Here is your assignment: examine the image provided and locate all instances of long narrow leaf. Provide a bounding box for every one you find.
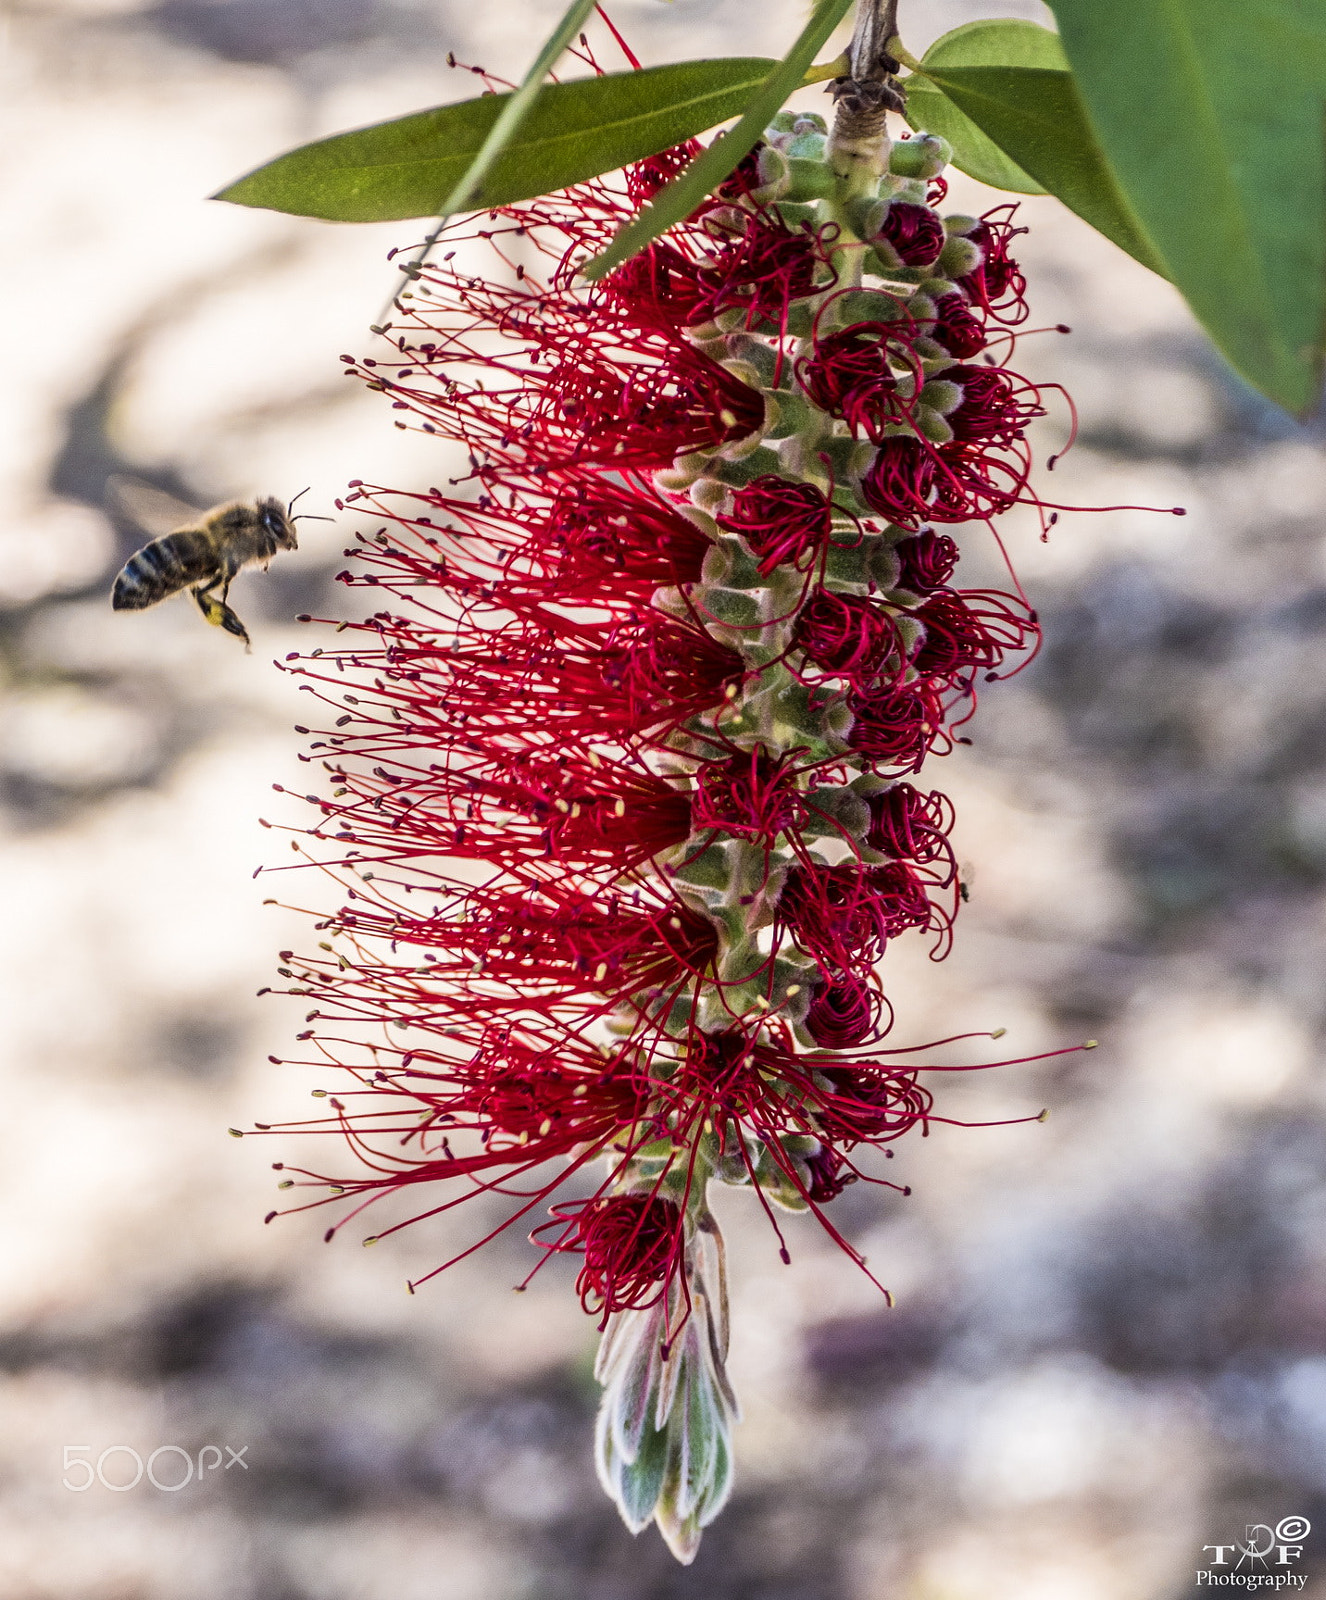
[440,0,599,218]
[579,0,856,281]
[215,59,779,223]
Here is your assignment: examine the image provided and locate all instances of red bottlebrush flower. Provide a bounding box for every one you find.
[323,598,743,749]
[945,364,1045,446]
[865,783,956,867]
[625,141,701,204]
[875,201,946,267]
[604,240,714,329]
[691,210,828,330]
[859,435,939,527]
[818,1064,935,1144]
[608,209,828,333]
[561,1194,685,1320]
[254,129,1079,1559]
[893,529,958,594]
[797,320,913,442]
[542,475,712,590]
[910,589,1036,684]
[316,739,692,877]
[715,146,765,200]
[793,591,903,687]
[717,475,833,575]
[690,745,804,844]
[848,680,946,772]
[361,269,765,477]
[805,1144,855,1202]
[779,861,937,976]
[957,207,1029,321]
[861,434,1027,527]
[316,878,720,1027]
[932,291,987,358]
[804,970,885,1048]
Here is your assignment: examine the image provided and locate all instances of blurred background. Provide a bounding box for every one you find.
[3,0,1326,1594]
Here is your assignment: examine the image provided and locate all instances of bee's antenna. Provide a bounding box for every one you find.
[287,486,333,523]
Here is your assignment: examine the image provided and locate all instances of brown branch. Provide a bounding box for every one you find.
[828,0,906,145]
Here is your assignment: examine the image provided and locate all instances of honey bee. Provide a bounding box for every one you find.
[109,479,326,647]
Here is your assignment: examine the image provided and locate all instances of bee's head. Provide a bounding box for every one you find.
[256,497,299,550]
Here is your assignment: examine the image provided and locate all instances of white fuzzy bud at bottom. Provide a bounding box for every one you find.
[593,1218,739,1563]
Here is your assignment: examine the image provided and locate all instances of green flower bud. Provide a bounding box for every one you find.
[888,132,953,180]
[764,390,816,441]
[711,445,783,486]
[826,287,909,328]
[920,378,962,415]
[938,235,981,279]
[690,476,730,512]
[785,130,827,161]
[654,453,709,490]
[749,145,790,203]
[914,405,954,445]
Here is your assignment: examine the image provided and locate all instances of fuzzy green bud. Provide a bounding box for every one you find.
[888,132,953,180]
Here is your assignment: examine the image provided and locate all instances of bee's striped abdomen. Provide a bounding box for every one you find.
[112,530,216,611]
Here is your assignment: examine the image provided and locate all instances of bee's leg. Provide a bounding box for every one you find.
[192,583,251,649]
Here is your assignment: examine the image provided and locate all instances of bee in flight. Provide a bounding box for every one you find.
[109,479,327,648]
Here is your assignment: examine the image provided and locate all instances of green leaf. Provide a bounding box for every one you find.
[214,58,779,223]
[908,61,1168,279]
[580,0,856,281]
[1047,0,1326,416]
[904,21,1067,195]
[438,0,600,217]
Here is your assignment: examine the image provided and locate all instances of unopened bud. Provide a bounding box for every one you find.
[889,132,953,180]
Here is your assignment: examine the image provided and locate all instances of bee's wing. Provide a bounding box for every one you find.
[106,475,204,537]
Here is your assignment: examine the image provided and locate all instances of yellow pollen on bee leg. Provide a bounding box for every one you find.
[785,985,801,997]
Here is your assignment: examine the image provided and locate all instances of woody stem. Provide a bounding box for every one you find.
[827,0,905,182]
